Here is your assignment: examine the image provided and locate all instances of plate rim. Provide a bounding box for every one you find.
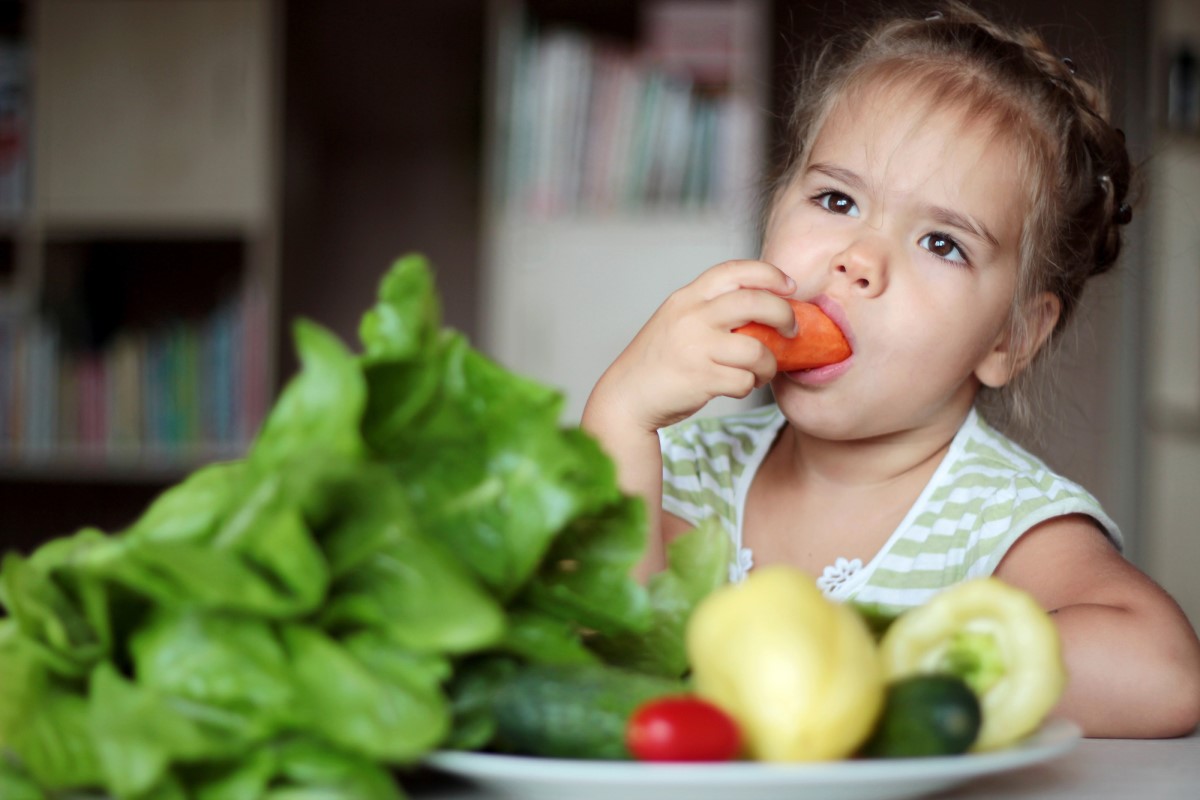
[422,717,1082,787]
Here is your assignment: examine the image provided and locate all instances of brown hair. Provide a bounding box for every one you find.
[765,1,1133,430]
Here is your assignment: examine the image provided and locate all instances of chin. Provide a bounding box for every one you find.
[773,395,865,440]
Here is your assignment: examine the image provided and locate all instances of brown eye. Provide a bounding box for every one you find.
[919,232,967,265]
[816,191,860,217]
[928,235,954,256]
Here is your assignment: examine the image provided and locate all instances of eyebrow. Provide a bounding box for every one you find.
[927,206,1000,250]
[807,162,866,193]
[805,161,1001,250]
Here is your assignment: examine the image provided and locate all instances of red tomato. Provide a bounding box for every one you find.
[626,695,742,762]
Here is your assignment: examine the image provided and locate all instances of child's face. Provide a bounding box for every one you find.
[760,80,1028,440]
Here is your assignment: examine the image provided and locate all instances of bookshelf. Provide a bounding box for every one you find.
[478,0,771,421]
[0,0,279,482]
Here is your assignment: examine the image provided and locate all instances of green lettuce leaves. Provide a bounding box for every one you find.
[0,253,729,799]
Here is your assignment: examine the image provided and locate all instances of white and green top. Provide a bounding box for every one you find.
[659,404,1122,615]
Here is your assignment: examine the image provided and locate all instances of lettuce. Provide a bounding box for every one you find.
[586,520,731,677]
[0,254,729,798]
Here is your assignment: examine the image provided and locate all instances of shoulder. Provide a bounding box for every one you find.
[951,409,1057,479]
[960,413,1102,502]
[660,403,782,505]
[659,403,783,458]
[954,411,1119,537]
[993,512,1141,611]
[659,404,781,536]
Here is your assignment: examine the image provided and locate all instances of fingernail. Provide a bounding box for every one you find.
[785,276,796,291]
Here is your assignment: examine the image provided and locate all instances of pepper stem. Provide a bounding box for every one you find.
[938,631,1005,696]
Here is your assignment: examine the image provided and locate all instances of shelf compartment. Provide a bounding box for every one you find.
[1,236,271,466]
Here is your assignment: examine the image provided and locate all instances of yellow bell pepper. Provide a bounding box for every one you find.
[878,577,1066,751]
[685,565,884,761]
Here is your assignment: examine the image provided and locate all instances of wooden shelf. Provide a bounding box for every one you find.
[35,215,271,241]
[0,444,249,484]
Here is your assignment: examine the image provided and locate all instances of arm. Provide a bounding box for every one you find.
[994,514,1200,738]
[581,260,794,581]
[580,394,668,581]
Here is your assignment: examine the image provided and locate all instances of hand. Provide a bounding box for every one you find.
[586,259,798,433]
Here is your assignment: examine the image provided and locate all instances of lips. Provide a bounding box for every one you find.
[785,357,853,384]
[778,294,854,385]
[804,295,854,357]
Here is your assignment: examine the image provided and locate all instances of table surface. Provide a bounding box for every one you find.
[922,733,1200,799]
[403,729,1200,800]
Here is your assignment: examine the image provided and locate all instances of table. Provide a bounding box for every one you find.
[925,733,1200,799]
[404,731,1200,799]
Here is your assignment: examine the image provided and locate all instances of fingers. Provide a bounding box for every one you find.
[682,260,798,336]
[712,287,798,336]
[693,259,795,302]
[596,259,793,426]
[710,326,779,388]
[707,364,763,400]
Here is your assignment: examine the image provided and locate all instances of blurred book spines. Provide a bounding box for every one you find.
[0,289,268,463]
[495,0,760,217]
[0,38,29,217]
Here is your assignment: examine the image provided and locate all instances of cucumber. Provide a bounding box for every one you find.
[859,674,982,758]
[490,663,686,760]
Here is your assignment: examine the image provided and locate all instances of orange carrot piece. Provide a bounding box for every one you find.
[733,299,851,371]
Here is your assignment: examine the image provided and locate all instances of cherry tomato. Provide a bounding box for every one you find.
[626,695,742,762]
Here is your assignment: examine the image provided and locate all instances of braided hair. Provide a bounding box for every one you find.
[764,1,1133,429]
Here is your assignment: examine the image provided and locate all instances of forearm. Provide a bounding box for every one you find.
[578,259,794,581]
[1051,602,1200,738]
[581,389,667,582]
[993,517,1200,739]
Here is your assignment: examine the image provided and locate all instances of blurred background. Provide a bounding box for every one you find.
[0,0,1197,624]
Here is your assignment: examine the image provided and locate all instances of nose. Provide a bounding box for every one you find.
[831,235,889,297]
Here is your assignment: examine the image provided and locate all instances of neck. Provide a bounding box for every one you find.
[775,408,970,490]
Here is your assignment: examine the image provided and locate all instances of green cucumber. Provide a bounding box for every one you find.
[490,663,686,760]
[859,674,982,758]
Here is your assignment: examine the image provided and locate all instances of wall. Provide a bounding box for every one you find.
[1143,0,1200,628]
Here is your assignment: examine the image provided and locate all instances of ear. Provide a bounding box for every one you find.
[975,292,1061,388]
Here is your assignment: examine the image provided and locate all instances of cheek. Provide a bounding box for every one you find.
[873,286,1007,370]
[761,189,818,254]
[759,212,833,276]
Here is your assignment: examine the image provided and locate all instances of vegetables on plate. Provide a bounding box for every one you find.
[732,299,851,371]
[489,662,685,760]
[858,674,982,758]
[878,577,1066,751]
[626,696,742,763]
[685,565,885,762]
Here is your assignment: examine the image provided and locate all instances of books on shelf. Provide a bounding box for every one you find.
[0,286,269,464]
[493,0,765,217]
[0,39,28,218]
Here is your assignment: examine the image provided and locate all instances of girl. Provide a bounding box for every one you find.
[582,2,1200,738]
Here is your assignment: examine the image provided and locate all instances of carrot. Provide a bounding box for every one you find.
[733,299,851,371]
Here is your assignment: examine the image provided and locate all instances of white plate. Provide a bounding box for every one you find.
[422,718,1081,800]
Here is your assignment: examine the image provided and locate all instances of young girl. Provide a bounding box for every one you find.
[582,2,1200,738]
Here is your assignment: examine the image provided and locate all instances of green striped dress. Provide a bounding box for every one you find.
[659,404,1121,616]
